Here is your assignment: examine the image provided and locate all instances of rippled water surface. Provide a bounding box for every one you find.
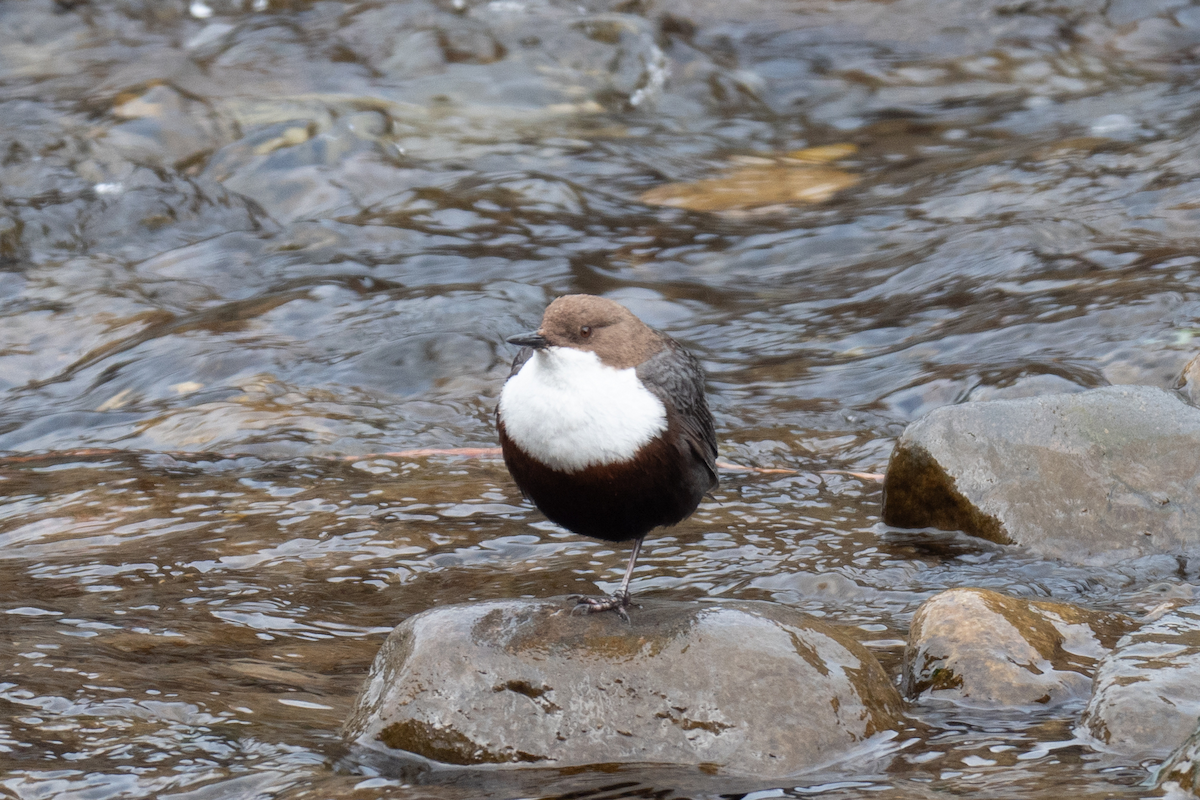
[2,0,1200,796]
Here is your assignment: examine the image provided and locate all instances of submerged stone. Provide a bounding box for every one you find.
[882,385,1200,563]
[903,588,1134,708]
[1157,723,1200,796]
[1080,603,1200,759]
[344,598,904,777]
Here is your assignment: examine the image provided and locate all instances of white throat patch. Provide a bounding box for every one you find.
[498,347,667,473]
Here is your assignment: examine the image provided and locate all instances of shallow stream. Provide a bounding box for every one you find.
[2,0,1200,796]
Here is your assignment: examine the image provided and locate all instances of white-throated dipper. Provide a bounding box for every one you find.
[496,294,718,616]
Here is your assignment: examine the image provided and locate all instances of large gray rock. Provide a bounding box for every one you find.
[882,385,1200,563]
[904,588,1133,708]
[344,598,904,777]
[1080,603,1200,759]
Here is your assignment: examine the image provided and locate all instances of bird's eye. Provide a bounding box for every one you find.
[580,325,592,338]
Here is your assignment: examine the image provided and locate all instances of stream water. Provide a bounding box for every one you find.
[2,0,1200,797]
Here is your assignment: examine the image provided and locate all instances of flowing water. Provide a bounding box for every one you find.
[2,0,1199,797]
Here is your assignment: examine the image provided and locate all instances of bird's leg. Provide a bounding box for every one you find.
[573,537,643,620]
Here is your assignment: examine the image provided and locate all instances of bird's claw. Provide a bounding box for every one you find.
[570,591,633,622]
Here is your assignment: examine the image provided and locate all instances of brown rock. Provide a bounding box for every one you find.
[344,598,904,777]
[1157,723,1200,796]
[1182,354,1200,406]
[903,588,1134,708]
[639,163,858,211]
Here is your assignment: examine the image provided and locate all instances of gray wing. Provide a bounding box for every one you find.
[636,335,719,488]
[507,347,533,379]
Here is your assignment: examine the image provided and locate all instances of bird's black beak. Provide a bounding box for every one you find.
[506,331,548,349]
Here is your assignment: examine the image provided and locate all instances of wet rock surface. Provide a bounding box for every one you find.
[1080,603,1200,759]
[344,597,903,776]
[904,588,1134,708]
[882,386,1200,563]
[1157,723,1200,796]
[1182,355,1200,407]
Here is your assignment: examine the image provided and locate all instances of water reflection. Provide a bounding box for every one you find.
[3,0,1200,794]
[0,452,1183,798]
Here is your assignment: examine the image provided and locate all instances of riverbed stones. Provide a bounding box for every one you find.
[903,588,1134,708]
[1080,603,1200,759]
[882,385,1200,563]
[343,598,904,776]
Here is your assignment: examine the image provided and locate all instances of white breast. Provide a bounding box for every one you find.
[498,347,667,473]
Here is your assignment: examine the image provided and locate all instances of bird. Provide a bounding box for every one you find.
[496,294,718,616]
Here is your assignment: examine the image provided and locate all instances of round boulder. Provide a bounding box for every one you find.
[344,598,904,777]
[1081,603,1200,759]
[903,588,1134,708]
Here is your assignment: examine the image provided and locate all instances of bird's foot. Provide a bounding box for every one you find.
[570,591,633,622]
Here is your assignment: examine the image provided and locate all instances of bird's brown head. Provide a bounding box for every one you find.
[508,294,663,370]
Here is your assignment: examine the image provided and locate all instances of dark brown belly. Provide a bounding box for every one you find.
[497,422,712,542]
